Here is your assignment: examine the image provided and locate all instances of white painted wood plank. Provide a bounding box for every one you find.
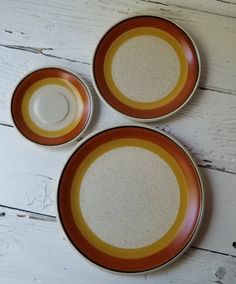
[0,0,235,283]
[195,168,236,256]
[0,125,236,256]
[153,0,236,18]
[0,46,235,173]
[159,88,236,174]
[0,126,74,215]
[0,206,235,284]
[0,0,236,93]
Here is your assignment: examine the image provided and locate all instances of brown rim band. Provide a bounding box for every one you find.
[11,68,91,146]
[58,126,202,272]
[93,16,199,119]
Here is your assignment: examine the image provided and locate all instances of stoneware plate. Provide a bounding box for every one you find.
[57,125,204,273]
[92,16,200,121]
[11,67,93,146]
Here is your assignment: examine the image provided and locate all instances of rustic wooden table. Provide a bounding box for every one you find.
[0,0,236,283]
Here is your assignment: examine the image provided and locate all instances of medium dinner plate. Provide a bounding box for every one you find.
[57,125,204,273]
[11,67,93,146]
[92,16,200,121]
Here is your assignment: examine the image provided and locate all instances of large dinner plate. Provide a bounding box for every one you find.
[92,16,200,121]
[57,126,203,273]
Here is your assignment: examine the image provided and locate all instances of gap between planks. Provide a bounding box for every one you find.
[140,0,236,20]
[0,42,236,97]
[0,122,235,176]
[0,203,236,259]
[0,43,89,65]
[0,204,56,220]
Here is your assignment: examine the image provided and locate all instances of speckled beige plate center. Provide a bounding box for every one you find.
[92,16,200,121]
[79,145,180,249]
[58,126,203,273]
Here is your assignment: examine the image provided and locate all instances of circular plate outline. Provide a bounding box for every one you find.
[92,15,200,122]
[57,125,204,274]
[11,67,93,146]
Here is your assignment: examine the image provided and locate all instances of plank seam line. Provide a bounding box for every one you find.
[0,43,89,65]
[216,0,236,5]
[198,165,236,176]
[198,86,236,96]
[0,43,235,96]
[140,0,236,19]
[0,204,56,219]
[0,204,235,258]
[0,127,235,175]
[191,245,236,258]
[0,123,13,128]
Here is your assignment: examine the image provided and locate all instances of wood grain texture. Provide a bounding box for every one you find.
[0,47,235,173]
[0,206,235,284]
[0,0,235,173]
[141,0,236,18]
[0,0,235,282]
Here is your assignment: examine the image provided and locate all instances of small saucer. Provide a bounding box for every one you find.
[11,67,93,146]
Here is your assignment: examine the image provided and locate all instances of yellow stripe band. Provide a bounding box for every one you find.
[104,27,188,109]
[70,138,188,259]
[21,78,83,138]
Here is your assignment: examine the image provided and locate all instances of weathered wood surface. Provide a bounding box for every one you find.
[0,0,236,283]
[0,206,235,284]
[1,0,236,93]
[0,0,235,173]
[1,125,236,257]
[0,47,235,173]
